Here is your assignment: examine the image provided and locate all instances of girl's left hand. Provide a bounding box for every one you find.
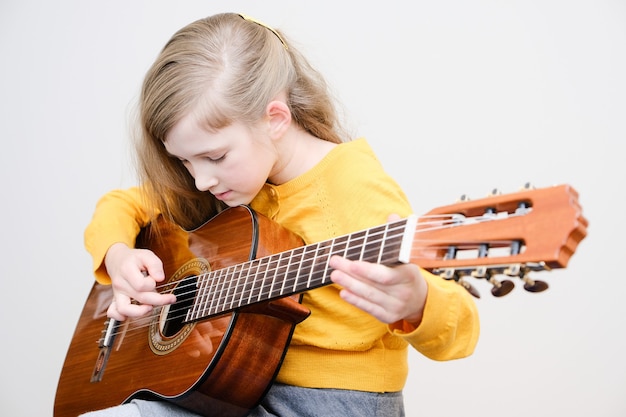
[329,253,428,326]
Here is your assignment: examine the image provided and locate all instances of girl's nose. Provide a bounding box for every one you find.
[193,166,219,192]
[195,175,218,192]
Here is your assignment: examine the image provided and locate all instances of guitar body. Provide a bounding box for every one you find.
[54,206,310,417]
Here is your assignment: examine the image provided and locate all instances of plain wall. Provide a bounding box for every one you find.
[1,1,624,416]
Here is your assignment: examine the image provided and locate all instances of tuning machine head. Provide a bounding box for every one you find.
[521,274,549,293]
[439,268,481,298]
[472,266,515,297]
[505,263,549,293]
[489,278,515,297]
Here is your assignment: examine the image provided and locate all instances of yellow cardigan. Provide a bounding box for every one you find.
[84,138,479,393]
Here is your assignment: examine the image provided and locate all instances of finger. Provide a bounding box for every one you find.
[137,250,166,281]
[112,293,155,318]
[331,267,386,304]
[337,285,397,324]
[330,255,395,287]
[114,273,176,308]
[329,255,371,280]
[121,266,159,293]
[111,272,176,309]
[133,290,176,307]
[115,302,154,318]
[329,257,422,323]
[107,301,126,321]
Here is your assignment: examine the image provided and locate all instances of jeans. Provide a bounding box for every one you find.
[80,383,405,417]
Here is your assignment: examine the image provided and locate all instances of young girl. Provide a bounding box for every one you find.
[82,12,479,417]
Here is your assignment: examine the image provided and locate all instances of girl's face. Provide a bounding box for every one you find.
[164,113,278,207]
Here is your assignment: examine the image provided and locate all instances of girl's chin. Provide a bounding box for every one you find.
[222,195,252,207]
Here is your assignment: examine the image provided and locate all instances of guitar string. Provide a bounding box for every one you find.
[103,215,522,340]
[136,214,451,321]
[101,217,409,339]
[161,211,518,317]
[177,215,514,319]
[103,213,520,339]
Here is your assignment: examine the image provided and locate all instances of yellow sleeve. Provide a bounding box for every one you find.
[388,269,480,360]
[83,187,154,284]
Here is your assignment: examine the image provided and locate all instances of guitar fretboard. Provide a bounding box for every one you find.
[185,217,414,322]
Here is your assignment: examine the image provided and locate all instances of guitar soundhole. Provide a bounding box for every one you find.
[148,257,210,355]
[161,275,197,337]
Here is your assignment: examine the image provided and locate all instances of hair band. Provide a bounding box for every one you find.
[238,13,288,50]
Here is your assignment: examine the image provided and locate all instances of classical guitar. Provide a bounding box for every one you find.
[54,184,587,417]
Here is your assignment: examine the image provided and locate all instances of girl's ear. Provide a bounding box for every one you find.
[265,99,291,139]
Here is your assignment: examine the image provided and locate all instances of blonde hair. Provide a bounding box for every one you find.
[135,12,346,229]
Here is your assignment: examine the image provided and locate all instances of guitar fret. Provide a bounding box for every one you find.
[254,257,270,303]
[380,224,404,264]
[298,244,317,292]
[283,246,305,295]
[376,224,389,263]
[240,260,253,305]
[358,229,370,261]
[212,268,228,316]
[222,265,235,311]
[200,270,213,317]
[345,230,366,261]
[205,269,218,316]
[236,263,250,309]
[364,224,389,263]
[332,235,349,259]
[222,265,238,312]
[264,253,282,300]
[256,255,272,302]
[228,263,244,310]
[273,252,289,297]
[317,240,333,285]
[205,269,220,316]
[241,259,259,307]
[194,272,212,321]
[187,274,200,321]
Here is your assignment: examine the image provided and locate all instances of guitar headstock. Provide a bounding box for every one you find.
[412,184,588,297]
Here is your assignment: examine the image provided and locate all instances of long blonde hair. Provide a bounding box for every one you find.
[135,12,346,229]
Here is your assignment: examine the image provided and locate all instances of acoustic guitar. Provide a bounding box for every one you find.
[54,184,587,417]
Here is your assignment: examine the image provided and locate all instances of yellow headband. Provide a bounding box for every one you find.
[238,13,288,50]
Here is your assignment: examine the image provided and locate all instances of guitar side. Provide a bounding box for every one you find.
[54,206,309,417]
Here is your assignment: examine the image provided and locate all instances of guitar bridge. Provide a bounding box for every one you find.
[91,318,118,382]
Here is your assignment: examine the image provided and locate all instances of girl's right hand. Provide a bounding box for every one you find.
[104,242,177,321]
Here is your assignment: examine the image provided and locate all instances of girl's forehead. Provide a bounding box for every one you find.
[187,90,233,131]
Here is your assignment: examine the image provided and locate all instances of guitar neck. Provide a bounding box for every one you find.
[185,184,588,321]
[186,217,415,322]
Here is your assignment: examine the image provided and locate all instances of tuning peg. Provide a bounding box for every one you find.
[459,279,481,298]
[458,194,470,202]
[506,262,549,293]
[439,268,481,298]
[489,278,515,297]
[473,264,515,297]
[488,188,502,196]
[521,274,549,293]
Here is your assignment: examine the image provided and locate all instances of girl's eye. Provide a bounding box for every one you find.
[208,154,226,162]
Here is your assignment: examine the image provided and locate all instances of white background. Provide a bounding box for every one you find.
[1,1,625,416]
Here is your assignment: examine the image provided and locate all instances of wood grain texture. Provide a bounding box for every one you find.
[54,206,309,417]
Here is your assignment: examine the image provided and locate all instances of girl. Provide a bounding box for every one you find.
[82,12,479,417]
